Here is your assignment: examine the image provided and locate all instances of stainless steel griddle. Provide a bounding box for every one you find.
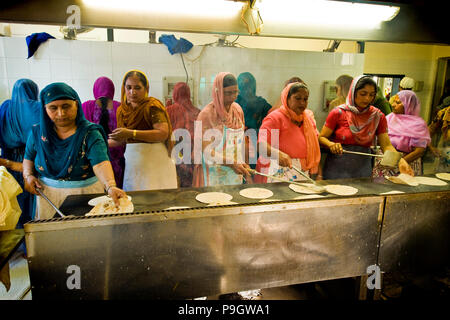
[24,175,450,299]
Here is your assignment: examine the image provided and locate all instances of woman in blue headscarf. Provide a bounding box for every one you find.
[235,72,272,168]
[0,79,41,225]
[23,82,127,220]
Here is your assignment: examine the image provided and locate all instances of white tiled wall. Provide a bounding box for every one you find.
[0,37,364,129]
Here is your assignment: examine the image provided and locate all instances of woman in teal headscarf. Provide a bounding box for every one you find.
[0,79,41,225]
[23,82,127,220]
[235,72,272,168]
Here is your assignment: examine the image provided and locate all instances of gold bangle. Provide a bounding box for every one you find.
[133,129,137,139]
[5,159,10,168]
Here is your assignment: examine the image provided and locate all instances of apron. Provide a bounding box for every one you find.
[323,144,374,180]
[123,142,177,191]
[35,176,103,220]
[266,158,309,183]
[203,126,245,186]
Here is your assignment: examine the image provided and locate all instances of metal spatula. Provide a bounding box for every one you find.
[291,165,326,192]
[249,169,325,193]
[36,187,67,218]
[342,149,401,167]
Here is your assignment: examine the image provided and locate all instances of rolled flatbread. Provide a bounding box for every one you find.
[435,173,450,181]
[414,176,447,186]
[239,187,273,199]
[289,183,322,194]
[324,184,359,196]
[195,192,233,204]
[385,173,418,186]
[86,196,134,216]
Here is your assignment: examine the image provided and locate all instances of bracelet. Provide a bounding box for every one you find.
[5,159,10,168]
[23,173,33,180]
[133,129,137,139]
[105,184,117,193]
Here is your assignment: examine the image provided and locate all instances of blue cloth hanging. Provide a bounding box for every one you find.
[26,32,55,58]
[158,34,193,55]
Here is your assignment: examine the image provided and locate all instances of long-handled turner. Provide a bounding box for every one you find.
[249,169,326,193]
[343,149,402,167]
[36,187,67,218]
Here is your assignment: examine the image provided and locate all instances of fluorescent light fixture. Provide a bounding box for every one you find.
[256,0,400,29]
[82,0,244,20]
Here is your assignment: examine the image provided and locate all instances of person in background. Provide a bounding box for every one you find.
[23,82,127,220]
[235,72,272,169]
[110,70,177,191]
[0,79,40,225]
[399,76,415,91]
[373,90,430,177]
[319,75,414,179]
[268,76,305,113]
[166,82,200,187]
[328,74,353,112]
[192,72,252,187]
[373,85,392,116]
[255,82,321,183]
[428,96,450,173]
[82,76,125,188]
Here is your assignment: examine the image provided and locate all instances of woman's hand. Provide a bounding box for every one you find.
[428,145,441,158]
[398,158,414,176]
[107,186,127,207]
[329,142,343,154]
[109,128,132,142]
[230,163,253,182]
[278,151,292,168]
[24,175,42,195]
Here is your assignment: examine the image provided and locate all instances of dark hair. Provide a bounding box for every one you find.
[123,70,148,88]
[335,75,353,97]
[355,76,377,93]
[98,97,110,135]
[285,77,305,87]
[223,74,237,88]
[287,82,309,99]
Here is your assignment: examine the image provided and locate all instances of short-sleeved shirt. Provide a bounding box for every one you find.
[325,107,388,148]
[24,130,109,181]
[258,109,318,159]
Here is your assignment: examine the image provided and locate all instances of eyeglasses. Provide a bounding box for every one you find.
[223,90,239,96]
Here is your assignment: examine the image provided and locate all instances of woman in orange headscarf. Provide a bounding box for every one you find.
[109,70,177,191]
[255,82,321,183]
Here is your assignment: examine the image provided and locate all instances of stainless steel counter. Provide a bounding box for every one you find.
[24,175,450,299]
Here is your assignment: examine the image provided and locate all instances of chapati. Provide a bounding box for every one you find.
[239,187,273,199]
[86,196,134,216]
[289,183,322,194]
[324,184,358,196]
[379,190,405,195]
[385,173,418,186]
[414,176,447,186]
[435,173,450,181]
[163,206,190,210]
[88,195,132,206]
[195,192,233,204]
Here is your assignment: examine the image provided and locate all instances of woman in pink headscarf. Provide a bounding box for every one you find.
[192,72,252,187]
[255,82,321,183]
[82,76,125,188]
[372,90,430,177]
[166,82,200,187]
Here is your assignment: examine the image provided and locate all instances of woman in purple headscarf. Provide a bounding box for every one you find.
[373,90,430,177]
[82,77,125,188]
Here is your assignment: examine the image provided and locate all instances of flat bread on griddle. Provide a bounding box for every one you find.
[86,196,134,216]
